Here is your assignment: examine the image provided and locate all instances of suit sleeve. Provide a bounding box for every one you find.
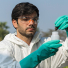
[0,42,21,68]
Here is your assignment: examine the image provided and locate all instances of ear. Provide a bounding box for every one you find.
[12,19,18,29]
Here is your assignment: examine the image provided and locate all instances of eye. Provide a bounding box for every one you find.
[21,17,30,21]
[33,18,37,21]
[33,17,38,21]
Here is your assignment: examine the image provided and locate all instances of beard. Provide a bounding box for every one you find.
[20,31,35,37]
[18,25,37,38]
[18,28,36,38]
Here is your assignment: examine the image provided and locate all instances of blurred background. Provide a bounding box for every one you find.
[0,0,68,40]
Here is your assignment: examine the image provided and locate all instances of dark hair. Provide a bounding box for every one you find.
[11,2,39,20]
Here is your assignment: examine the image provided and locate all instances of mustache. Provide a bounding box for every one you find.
[26,25,36,30]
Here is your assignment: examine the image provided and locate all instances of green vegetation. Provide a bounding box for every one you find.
[64,66,68,68]
[0,22,9,41]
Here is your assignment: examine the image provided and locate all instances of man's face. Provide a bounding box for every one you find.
[15,11,38,38]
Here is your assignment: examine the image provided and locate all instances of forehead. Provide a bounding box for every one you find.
[24,11,37,17]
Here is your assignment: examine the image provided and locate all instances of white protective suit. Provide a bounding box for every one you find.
[0,32,68,68]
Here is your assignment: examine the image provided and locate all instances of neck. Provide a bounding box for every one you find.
[16,33,33,45]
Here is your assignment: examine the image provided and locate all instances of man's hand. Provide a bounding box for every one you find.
[37,40,62,61]
[55,15,68,37]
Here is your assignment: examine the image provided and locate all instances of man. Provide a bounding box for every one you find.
[0,2,67,68]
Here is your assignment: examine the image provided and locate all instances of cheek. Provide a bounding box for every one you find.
[18,24,27,31]
[35,24,37,28]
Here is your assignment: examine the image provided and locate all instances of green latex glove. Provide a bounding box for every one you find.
[55,15,68,37]
[19,40,62,68]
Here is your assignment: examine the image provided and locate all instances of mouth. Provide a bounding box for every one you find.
[27,28,35,31]
[26,26,36,32]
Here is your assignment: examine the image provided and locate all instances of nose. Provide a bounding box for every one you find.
[29,19,35,24]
